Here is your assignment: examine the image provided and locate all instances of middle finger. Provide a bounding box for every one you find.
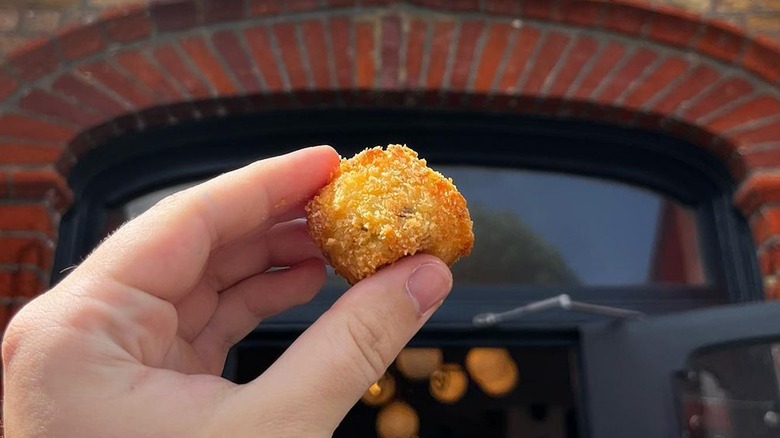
[204,218,322,292]
[175,219,323,342]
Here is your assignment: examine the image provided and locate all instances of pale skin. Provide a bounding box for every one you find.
[1,146,453,437]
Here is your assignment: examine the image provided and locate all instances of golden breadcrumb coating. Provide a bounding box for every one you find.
[306,144,474,285]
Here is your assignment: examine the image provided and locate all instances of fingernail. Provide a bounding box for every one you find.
[406,263,452,315]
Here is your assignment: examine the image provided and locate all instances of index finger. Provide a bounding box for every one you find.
[73,145,339,302]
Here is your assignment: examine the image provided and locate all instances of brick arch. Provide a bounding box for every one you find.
[2,0,780,309]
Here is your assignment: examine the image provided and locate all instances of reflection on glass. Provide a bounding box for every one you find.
[361,372,396,406]
[466,348,519,397]
[429,363,469,404]
[678,342,780,438]
[376,401,419,438]
[233,344,578,437]
[108,166,705,288]
[438,166,704,287]
[396,348,443,380]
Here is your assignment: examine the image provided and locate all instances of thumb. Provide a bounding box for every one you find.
[234,254,452,433]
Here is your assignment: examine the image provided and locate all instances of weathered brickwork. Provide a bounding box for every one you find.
[2,1,780,58]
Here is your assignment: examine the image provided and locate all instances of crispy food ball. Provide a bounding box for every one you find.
[305,144,474,285]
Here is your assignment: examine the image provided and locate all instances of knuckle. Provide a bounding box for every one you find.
[152,190,188,211]
[1,301,48,369]
[2,313,25,366]
[147,189,203,223]
[342,312,395,381]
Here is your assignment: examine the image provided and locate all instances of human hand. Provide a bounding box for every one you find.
[2,146,453,437]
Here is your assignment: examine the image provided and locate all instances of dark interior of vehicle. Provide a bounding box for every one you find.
[226,341,581,437]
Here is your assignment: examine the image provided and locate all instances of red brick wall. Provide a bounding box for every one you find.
[2,0,780,59]
[0,0,107,58]
[1,0,780,329]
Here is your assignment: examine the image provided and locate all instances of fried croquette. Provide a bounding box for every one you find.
[305,144,474,285]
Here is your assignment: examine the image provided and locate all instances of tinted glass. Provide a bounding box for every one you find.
[678,342,780,438]
[440,166,704,287]
[109,166,705,288]
[228,344,578,438]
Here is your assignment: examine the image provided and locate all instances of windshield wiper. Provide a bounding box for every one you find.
[473,294,644,327]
